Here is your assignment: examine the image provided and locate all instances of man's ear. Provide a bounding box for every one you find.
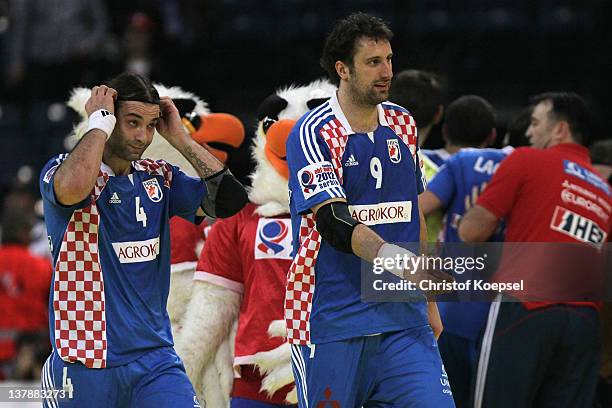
[553,119,572,143]
[335,61,350,81]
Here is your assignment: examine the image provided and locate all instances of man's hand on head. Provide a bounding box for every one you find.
[156,96,191,145]
[85,85,117,116]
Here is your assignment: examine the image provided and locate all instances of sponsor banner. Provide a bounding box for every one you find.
[349,201,412,226]
[360,242,612,302]
[563,160,611,196]
[112,236,160,263]
[550,206,607,247]
[560,187,609,222]
[297,161,341,200]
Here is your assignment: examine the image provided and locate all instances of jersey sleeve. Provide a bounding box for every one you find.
[476,148,527,218]
[168,164,207,222]
[415,147,427,194]
[194,213,244,293]
[39,154,92,210]
[286,117,346,214]
[427,159,456,207]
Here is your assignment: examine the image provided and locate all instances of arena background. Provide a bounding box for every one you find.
[0,0,610,405]
[0,0,611,193]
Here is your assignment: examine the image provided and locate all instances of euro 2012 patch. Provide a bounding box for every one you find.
[298,161,341,200]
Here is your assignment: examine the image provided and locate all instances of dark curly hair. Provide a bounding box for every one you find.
[105,72,160,112]
[320,12,393,86]
[389,70,443,129]
[445,95,496,147]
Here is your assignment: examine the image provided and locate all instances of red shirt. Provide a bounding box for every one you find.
[194,203,293,403]
[477,143,612,309]
[0,245,52,360]
[169,216,208,267]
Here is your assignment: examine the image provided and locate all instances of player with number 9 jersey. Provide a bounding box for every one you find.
[286,93,428,344]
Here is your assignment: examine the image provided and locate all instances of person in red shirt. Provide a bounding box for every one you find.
[459,92,611,407]
[0,188,52,379]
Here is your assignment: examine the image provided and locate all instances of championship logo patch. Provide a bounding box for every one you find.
[550,206,607,248]
[297,161,341,200]
[142,178,163,202]
[387,139,401,163]
[43,164,60,184]
[254,218,293,260]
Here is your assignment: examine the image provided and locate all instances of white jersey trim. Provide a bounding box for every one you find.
[193,270,244,293]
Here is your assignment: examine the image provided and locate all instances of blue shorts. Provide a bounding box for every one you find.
[41,347,200,408]
[291,326,455,408]
[230,397,296,407]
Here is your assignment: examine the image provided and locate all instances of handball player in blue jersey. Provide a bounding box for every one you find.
[285,13,455,407]
[419,95,512,407]
[39,72,247,407]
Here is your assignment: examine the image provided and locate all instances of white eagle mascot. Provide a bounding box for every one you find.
[173,79,335,407]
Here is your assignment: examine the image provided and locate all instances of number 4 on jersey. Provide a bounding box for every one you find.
[135,196,148,227]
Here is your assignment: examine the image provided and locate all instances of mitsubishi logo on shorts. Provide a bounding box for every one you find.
[316,387,340,408]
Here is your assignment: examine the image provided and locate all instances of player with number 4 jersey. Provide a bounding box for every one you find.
[39,72,247,407]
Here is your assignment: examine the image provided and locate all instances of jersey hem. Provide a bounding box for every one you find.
[308,320,429,345]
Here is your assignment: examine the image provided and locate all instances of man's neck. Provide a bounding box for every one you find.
[444,143,463,155]
[337,87,379,133]
[417,125,432,147]
[103,149,132,176]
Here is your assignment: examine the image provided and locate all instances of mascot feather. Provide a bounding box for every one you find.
[174,79,335,407]
[66,83,245,408]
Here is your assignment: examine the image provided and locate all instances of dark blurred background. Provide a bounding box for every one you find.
[0,0,610,193]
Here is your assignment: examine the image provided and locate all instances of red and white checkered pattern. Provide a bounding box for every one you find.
[285,121,349,345]
[133,159,173,188]
[53,170,109,369]
[285,215,320,344]
[319,118,349,184]
[383,108,418,163]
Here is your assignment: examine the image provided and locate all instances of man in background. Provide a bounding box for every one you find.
[460,92,610,407]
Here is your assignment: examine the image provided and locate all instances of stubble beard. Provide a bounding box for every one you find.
[107,132,144,163]
[350,79,387,107]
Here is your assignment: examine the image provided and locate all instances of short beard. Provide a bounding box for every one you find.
[107,134,142,162]
[349,80,386,107]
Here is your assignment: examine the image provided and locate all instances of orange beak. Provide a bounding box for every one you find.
[191,113,245,164]
[265,119,296,180]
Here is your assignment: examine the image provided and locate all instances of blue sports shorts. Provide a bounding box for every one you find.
[291,325,455,407]
[41,346,201,407]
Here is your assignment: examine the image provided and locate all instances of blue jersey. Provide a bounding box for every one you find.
[427,147,513,243]
[40,155,206,368]
[427,147,512,339]
[285,93,428,345]
[421,148,451,169]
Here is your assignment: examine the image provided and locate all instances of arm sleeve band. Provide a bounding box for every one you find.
[315,201,361,254]
[201,168,248,218]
